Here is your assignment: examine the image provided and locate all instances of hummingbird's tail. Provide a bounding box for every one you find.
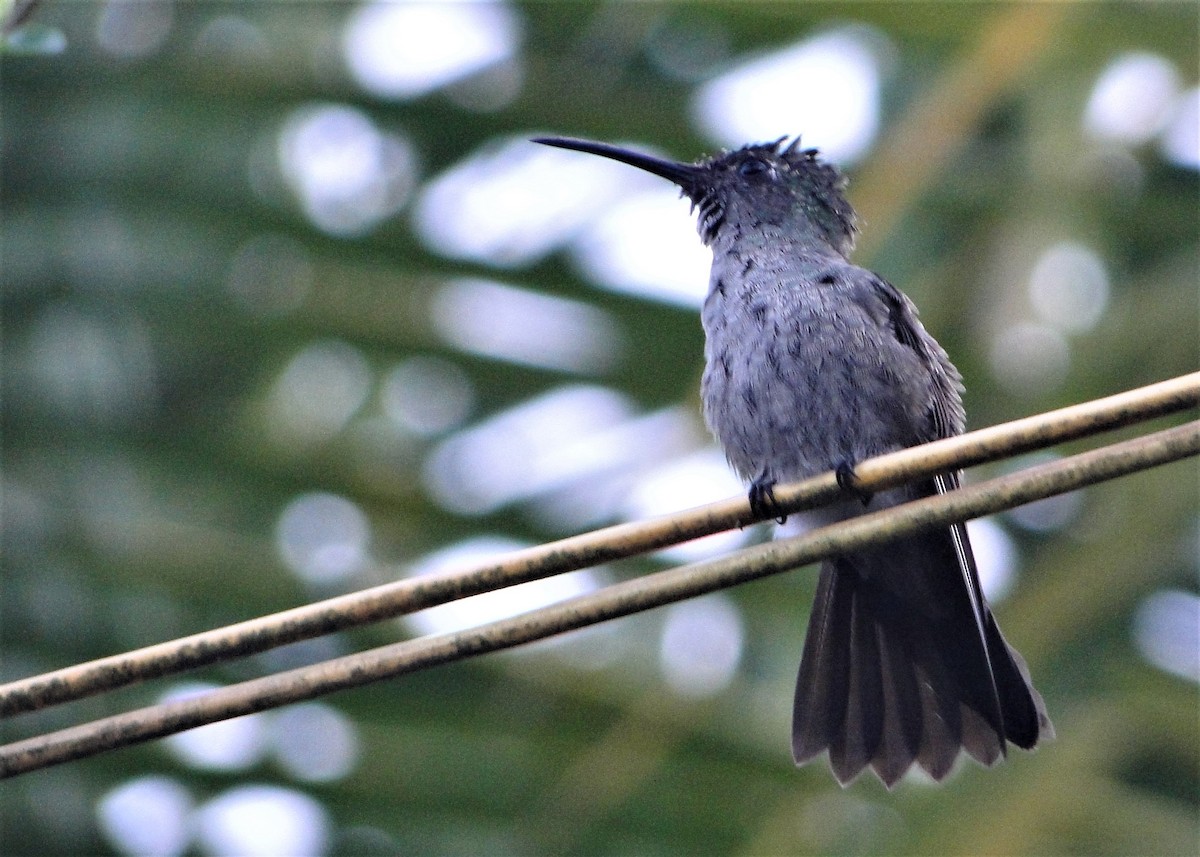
[790,489,1052,787]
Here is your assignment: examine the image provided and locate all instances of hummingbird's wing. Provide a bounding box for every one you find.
[875,276,1051,751]
[791,273,1050,787]
[937,470,1053,752]
[868,274,966,439]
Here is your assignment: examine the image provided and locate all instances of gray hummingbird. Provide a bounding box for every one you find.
[534,134,1052,787]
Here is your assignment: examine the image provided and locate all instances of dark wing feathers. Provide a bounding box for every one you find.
[870,274,966,440]
[790,272,1049,787]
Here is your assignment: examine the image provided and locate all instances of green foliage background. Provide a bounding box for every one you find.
[2,2,1197,855]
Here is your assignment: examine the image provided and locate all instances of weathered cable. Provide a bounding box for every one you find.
[0,372,1195,719]
[1,419,1195,778]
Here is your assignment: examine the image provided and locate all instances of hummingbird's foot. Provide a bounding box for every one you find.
[749,477,787,524]
[835,460,873,507]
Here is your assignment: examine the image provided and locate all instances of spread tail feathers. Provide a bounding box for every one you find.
[791,505,1051,787]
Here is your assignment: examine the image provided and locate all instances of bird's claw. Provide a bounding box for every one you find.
[835,460,873,507]
[749,478,787,524]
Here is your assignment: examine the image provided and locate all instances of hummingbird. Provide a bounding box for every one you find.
[533,134,1052,787]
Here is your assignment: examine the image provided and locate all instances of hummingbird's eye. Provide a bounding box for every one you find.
[738,159,770,177]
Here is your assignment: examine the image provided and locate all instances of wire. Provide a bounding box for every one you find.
[0,414,1196,777]
[1,372,1195,719]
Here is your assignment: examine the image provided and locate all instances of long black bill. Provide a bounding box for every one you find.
[532,136,700,194]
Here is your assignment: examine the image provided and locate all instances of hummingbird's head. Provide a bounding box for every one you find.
[533,135,857,253]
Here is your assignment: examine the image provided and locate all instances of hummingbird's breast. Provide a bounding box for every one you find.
[698,251,934,486]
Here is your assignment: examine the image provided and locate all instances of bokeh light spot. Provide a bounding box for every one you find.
[95,0,173,58]
[381,356,475,437]
[571,188,713,307]
[267,340,372,447]
[195,785,328,857]
[97,776,193,857]
[431,278,623,373]
[160,683,268,772]
[1004,455,1085,534]
[192,14,269,64]
[269,703,360,783]
[659,595,743,697]
[625,449,753,562]
[276,493,371,585]
[966,517,1018,603]
[277,104,417,237]
[1133,590,1199,683]
[423,385,633,514]
[1084,52,1180,145]
[343,0,521,100]
[25,303,157,427]
[414,136,645,266]
[1028,241,1110,333]
[692,26,885,164]
[1159,87,1200,170]
[405,537,606,638]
